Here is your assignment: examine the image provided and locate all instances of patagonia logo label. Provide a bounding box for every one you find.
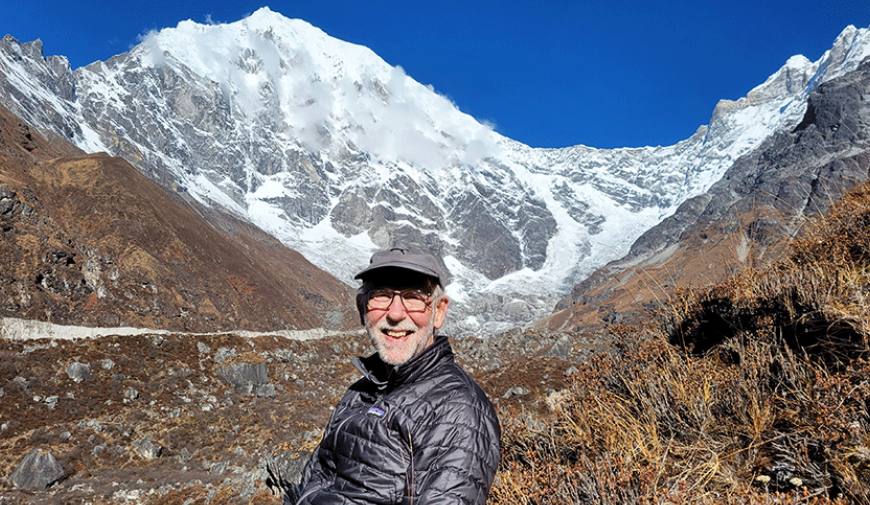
[367,406,386,417]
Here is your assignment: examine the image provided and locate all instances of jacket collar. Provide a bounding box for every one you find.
[352,334,454,391]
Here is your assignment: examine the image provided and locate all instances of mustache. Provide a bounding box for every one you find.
[372,319,419,333]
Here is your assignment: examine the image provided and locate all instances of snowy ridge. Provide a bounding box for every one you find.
[1,12,868,334]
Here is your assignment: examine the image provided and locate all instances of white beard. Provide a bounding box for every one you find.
[366,313,435,366]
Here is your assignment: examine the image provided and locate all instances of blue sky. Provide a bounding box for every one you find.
[3,1,869,148]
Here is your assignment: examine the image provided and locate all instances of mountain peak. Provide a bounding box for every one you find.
[125,8,499,168]
[243,6,310,29]
[813,24,870,84]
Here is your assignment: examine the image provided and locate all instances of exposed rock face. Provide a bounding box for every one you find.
[3,13,868,333]
[218,362,273,396]
[10,449,66,490]
[549,58,870,329]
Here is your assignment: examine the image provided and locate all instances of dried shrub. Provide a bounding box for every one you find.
[491,183,870,504]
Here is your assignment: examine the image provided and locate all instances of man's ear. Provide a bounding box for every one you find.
[356,290,367,325]
[433,296,449,329]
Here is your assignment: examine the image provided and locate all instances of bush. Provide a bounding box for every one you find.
[491,184,870,504]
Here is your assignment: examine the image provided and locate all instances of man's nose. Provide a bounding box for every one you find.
[385,294,408,322]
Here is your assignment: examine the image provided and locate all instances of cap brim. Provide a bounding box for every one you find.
[354,261,441,282]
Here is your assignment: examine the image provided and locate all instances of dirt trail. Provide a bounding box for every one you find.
[0,317,357,341]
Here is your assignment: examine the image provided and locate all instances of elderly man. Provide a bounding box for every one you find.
[287,247,501,504]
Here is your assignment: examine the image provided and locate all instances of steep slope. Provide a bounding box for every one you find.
[0,105,356,331]
[2,11,869,333]
[547,58,870,330]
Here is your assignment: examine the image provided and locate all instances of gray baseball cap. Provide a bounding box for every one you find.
[354,247,450,287]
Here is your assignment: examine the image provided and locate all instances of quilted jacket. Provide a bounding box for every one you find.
[289,334,501,504]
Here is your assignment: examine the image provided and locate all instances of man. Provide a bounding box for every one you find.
[287,247,501,504]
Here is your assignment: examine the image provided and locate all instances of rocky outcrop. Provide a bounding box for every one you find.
[218,362,276,397]
[550,57,870,329]
[10,449,66,490]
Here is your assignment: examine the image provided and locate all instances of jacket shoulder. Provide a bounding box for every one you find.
[425,362,499,426]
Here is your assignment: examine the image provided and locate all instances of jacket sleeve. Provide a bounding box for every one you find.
[409,396,501,504]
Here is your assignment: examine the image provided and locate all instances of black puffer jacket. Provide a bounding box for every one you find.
[290,335,501,504]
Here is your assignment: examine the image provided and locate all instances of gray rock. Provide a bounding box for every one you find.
[209,461,228,474]
[0,187,18,216]
[264,451,309,497]
[133,438,162,460]
[546,334,572,358]
[44,395,59,409]
[214,347,236,363]
[0,387,4,398]
[271,349,296,363]
[100,358,115,370]
[10,448,66,490]
[255,384,276,398]
[12,376,29,391]
[502,386,530,399]
[66,362,91,383]
[196,341,211,355]
[123,387,139,401]
[239,468,259,498]
[218,362,270,395]
[82,419,103,432]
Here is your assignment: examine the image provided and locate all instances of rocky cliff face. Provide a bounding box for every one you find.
[0,105,356,332]
[548,58,870,329]
[2,11,869,333]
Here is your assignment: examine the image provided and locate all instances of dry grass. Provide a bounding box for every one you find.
[491,184,870,504]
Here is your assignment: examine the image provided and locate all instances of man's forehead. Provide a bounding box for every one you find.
[362,267,437,289]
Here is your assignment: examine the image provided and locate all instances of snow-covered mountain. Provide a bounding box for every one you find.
[1,9,868,333]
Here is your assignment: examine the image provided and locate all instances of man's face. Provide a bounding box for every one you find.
[362,271,449,366]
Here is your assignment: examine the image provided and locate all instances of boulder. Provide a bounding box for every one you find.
[218,362,270,395]
[10,449,66,490]
[133,438,162,460]
[502,386,530,399]
[66,362,91,383]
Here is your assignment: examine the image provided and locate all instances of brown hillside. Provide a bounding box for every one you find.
[0,105,356,331]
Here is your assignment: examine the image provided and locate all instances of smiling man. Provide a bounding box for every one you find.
[288,247,501,504]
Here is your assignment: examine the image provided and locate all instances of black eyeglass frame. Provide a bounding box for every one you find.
[364,288,434,313]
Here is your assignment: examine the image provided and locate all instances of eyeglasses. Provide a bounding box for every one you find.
[365,289,433,313]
